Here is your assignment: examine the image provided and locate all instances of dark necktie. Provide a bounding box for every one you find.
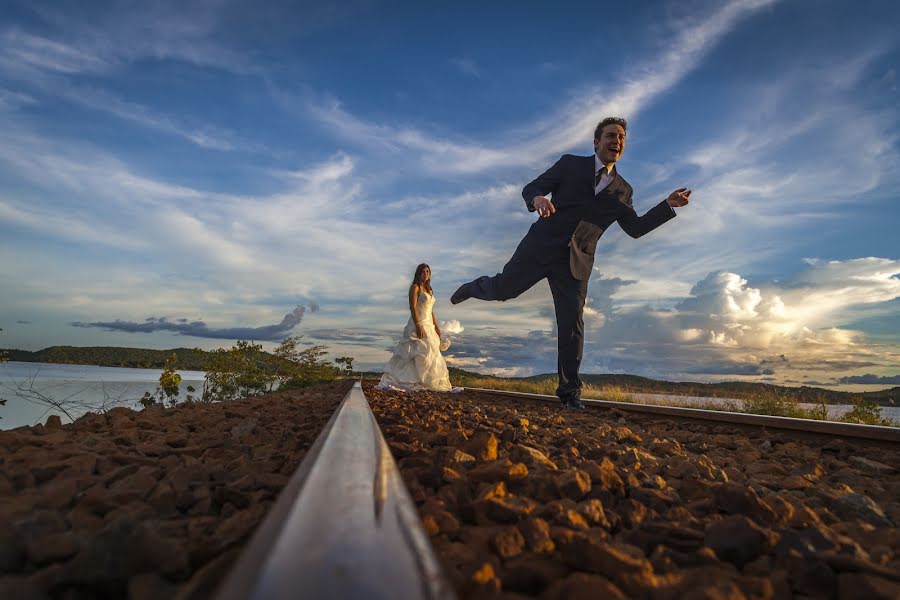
[595,166,608,188]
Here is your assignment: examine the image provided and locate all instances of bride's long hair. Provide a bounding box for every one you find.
[413,263,433,295]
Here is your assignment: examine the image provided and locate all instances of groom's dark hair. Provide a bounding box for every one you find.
[594,117,627,140]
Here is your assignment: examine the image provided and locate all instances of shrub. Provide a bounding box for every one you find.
[841,396,895,426]
[141,353,196,408]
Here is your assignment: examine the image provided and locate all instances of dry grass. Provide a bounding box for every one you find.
[458,375,898,427]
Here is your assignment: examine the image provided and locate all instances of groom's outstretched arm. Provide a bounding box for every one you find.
[522,155,567,212]
[617,188,691,238]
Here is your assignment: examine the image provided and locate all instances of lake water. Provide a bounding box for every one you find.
[0,362,205,430]
[2,362,897,430]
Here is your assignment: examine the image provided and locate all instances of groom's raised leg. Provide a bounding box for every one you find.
[548,264,588,406]
[454,253,546,303]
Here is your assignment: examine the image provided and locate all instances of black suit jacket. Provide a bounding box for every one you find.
[520,154,676,280]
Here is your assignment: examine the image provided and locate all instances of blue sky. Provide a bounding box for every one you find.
[1,0,899,391]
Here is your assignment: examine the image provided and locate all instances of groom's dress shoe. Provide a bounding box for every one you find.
[562,397,584,410]
[451,283,471,305]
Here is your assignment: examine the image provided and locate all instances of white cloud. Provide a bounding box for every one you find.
[304,0,780,174]
[0,30,112,75]
[440,320,464,334]
[440,258,899,387]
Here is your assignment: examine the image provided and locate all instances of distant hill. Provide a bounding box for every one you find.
[6,347,897,406]
[3,346,212,371]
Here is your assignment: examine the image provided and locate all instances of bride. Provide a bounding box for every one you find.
[376,263,456,392]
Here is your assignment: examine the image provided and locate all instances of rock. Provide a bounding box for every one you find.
[63,519,189,585]
[587,457,626,496]
[499,554,568,595]
[641,475,668,489]
[620,447,659,471]
[0,529,25,572]
[666,456,700,479]
[465,431,499,461]
[791,462,826,481]
[832,492,893,527]
[109,466,158,502]
[24,531,79,565]
[837,572,900,600]
[465,562,501,596]
[712,483,777,524]
[542,572,627,600]
[388,441,417,459]
[630,486,680,513]
[554,508,590,531]
[556,469,592,500]
[128,572,178,600]
[468,460,529,484]
[612,426,643,444]
[619,498,652,528]
[421,514,440,536]
[229,417,258,440]
[561,537,653,584]
[510,444,557,470]
[13,510,68,539]
[45,415,63,429]
[782,475,814,490]
[491,527,525,559]
[482,495,537,523]
[211,503,268,554]
[576,499,610,529]
[442,467,463,483]
[785,554,836,598]
[704,515,769,567]
[0,577,51,600]
[35,478,79,510]
[517,518,554,554]
[626,522,705,555]
[442,448,476,466]
[650,438,687,457]
[848,457,895,475]
[422,506,460,537]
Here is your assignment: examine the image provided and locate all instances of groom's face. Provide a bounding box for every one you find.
[594,124,626,165]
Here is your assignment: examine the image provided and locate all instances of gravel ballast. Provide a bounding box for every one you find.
[0,381,350,599]
[366,385,900,600]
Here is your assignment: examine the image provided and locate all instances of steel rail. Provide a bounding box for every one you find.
[215,382,457,600]
[466,387,900,443]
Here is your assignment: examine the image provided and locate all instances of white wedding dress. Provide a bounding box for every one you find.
[376,290,455,392]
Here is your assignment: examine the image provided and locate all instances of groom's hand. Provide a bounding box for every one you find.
[534,196,556,218]
[666,188,691,207]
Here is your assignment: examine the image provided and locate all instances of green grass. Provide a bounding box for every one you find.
[457,374,898,428]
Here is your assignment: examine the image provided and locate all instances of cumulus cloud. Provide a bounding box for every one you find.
[71,304,317,341]
[440,320,464,334]
[445,258,900,385]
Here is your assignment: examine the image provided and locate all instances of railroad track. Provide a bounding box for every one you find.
[215,382,457,600]
[214,382,899,599]
[467,387,900,444]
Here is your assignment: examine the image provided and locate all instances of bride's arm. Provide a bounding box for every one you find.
[409,284,425,338]
[432,309,441,338]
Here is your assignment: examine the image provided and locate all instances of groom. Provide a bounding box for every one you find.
[451,117,691,409]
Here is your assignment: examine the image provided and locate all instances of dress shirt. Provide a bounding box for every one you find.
[594,154,615,194]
